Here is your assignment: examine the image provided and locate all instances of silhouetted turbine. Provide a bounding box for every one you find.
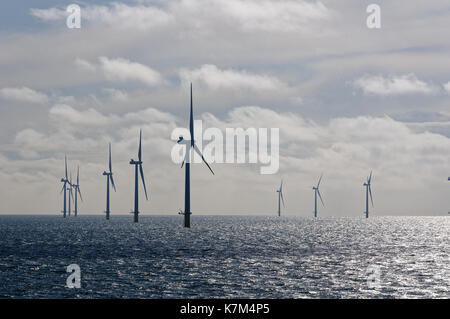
[68,172,74,217]
[130,130,148,223]
[312,174,324,217]
[72,166,82,217]
[363,171,374,218]
[177,83,214,228]
[60,156,69,218]
[276,180,285,216]
[103,143,116,220]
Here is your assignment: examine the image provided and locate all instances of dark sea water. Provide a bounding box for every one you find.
[0,215,448,299]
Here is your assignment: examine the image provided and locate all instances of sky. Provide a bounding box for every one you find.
[0,0,449,216]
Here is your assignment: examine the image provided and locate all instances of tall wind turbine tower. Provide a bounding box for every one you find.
[129,130,148,223]
[68,172,73,217]
[312,174,324,217]
[363,171,374,218]
[103,143,116,220]
[60,156,69,218]
[177,83,214,228]
[72,166,82,217]
[276,180,285,216]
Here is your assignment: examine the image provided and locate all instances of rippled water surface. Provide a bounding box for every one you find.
[0,215,448,298]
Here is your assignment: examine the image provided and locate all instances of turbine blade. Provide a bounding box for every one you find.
[139,164,148,200]
[138,130,142,162]
[60,184,65,194]
[181,160,185,169]
[190,83,194,146]
[65,156,68,179]
[369,185,374,207]
[317,174,323,188]
[368,171,373,183]
[78,187,83,202]
[317,189,325,207]
[110,175,116,192]
[109,143,112,173]
[281,191,285,207]
[193,143,214,175]
[77,166,79,185]
[280,180,283,192]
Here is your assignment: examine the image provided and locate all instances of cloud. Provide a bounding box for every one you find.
[180,64,285,91]
[49,104,114,126]
[76,57,163,87]
[30,0,330,33]
[205,0,331,32]
[353,74,436,96]
[99,56,162,86]
[103,88,128,101]
[0,87,48,104]
[31,3,173,30]
[29,7,67,21]
[443,81,450,94]
[75,58,96,72]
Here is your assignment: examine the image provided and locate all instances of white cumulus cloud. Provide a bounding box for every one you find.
[75,57,163,87]
[354,74,436,96]
[0,87,48,104]
[180,64,285,91]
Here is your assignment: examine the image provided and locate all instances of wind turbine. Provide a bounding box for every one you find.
[60,156,69,218]
[276,180,285,216]
[129,130,148,223]
[363,171,374,218]
[103,143,116,220]
[67,172,73,217]
[72,166,82,217]
[312,174,324,217]
[177,83,214,228]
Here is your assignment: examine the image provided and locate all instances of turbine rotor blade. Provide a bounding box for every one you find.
[369,185,374,207]
[78,187,83,202]
[138,130,142,162]
[190,83,194,146]
[317,174,323,188]
[109,143,112,172]
[139,164,148,200]
[193,144,214,175]
[65,156,68,180]
[77,166,79,185]
[60,184,65,194]
[281,191,285,207]
[317,189,325,207]
[368,171,373,183]
[110,174,116,192]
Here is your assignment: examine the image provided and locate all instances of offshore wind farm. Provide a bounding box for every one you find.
[0,1,450,302]
[1,84,448,300]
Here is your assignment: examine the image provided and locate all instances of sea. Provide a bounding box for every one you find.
[0,215,448,298]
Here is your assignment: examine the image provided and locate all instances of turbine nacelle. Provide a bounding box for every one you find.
[130,159,142,165]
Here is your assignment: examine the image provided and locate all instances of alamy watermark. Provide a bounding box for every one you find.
[171,120,279,174]
[66,264,81,288]
[366,4,381,29]
[66,4,81,29]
